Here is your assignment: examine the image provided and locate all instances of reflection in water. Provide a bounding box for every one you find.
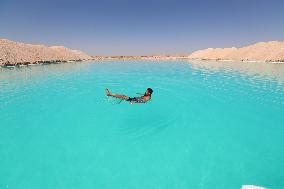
[0,61,94,109]
[0,61,93,81]
[189,60,284,83]
[188,60,284,108]
[101,60,284,140]
[1,60,284,189]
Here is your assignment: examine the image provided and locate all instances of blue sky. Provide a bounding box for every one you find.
[1,0,284,55]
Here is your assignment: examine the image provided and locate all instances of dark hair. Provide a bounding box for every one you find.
[147,88,153,94]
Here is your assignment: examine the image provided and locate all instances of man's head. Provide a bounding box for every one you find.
[145,88,153,96]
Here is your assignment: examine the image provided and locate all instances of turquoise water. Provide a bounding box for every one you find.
[1,60,284,189]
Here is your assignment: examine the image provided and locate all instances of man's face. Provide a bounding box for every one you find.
[145,89,150,95]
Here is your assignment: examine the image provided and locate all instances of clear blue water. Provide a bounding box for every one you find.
[1,60,284,189]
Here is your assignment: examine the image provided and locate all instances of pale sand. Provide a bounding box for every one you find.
[2,39,284,66]
[0,39,92,66]
[188,41,284,63]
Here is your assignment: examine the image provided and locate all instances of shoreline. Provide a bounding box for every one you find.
[189,58,284,64]
[1,57,284,68]
[0,59,89,68]
[1,39,284,68]
[92,56,284,64]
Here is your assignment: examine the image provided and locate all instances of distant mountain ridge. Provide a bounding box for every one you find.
[0,39,92,66]
[188,41,284,62]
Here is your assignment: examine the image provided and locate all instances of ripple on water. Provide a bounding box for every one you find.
[1,60,284,189]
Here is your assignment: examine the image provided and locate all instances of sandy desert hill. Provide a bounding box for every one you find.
[0,39,92,66]
[188,41,284,62]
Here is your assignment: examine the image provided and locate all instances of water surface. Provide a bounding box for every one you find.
[1,60,284,189]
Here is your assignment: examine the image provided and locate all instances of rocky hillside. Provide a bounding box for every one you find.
[0,39,92,66]
[188,41,284,62]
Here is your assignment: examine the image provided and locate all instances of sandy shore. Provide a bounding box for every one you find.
[1,39,284,67]
[188,41,284,63]
[91,55,189,61]
[0,39,92,66]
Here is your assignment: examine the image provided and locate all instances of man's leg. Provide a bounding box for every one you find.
[106,89,129,100]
